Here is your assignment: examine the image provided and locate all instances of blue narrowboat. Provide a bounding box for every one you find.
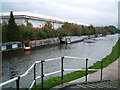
[0,41,23,52]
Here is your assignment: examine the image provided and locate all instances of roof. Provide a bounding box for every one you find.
[0,41,21,46]
[1,15,64,23]
[24,38,59,42]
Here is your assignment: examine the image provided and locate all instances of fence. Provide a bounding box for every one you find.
[0,56,103,90]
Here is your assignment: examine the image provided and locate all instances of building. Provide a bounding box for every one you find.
[0,12,65,29]
[0,12,89,29]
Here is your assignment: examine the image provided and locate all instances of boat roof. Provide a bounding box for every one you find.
[0,41,21,46]
[24,38,59,42]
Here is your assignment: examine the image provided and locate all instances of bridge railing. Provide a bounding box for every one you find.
[0,56,103,90]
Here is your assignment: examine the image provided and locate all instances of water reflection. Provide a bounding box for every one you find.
[24,51,31,55]
[59,43,71,50]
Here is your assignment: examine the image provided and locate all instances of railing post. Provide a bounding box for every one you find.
[41,60,44,90]
[34,63,36,90]
[85,58,88,82]
[61,57,64,85]
[16,76,20,90]
[101,61,103,80]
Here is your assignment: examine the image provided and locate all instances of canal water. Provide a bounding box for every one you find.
[1,34,119,88]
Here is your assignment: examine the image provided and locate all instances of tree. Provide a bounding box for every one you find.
[62,22,70,28]
[2,22,8,42]
[8,11,16,26]
[27,22,33,27]
[7,11,21,41]
[42,21,54,38]
[43,21,53,30]
[104,25,116,34]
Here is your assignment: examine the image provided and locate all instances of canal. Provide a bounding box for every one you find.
[1,34,119,88]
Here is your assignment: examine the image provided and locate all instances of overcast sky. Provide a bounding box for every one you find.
[1,0,119,27]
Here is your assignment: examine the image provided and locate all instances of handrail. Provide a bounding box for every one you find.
[0,56,103,90]
[65,56,101,61]
[44,70,61,77]
[44,57,61,62]
[36,75,41,80]
[64,69,100,71]
[64,56,86,60]
[20,63,35,78]
[29,80,35,89]
[0,77,18,87]
[35,57,61,64]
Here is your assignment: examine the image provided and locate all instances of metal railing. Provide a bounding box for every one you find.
[0,56,103,90]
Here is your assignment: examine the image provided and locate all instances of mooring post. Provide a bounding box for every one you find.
[61,57,64,85]
[41,60,44,90]
[86,58,88,82]
[101,61,103,80]
[16,76,20,90]
[34,63,36,90]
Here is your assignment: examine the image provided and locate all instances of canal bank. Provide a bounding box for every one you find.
[53,58,119,89]
[1,34,119,88]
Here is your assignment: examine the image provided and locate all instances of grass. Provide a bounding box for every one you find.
[34,38,120,90]
[89,38,120,69]
[35,71,96,89]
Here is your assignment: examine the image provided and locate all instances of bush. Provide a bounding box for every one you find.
[1,20,119,43]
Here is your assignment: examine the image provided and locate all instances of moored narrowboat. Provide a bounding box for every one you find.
[24,38,60,51]
[0,41,23,52]
[61,36,85,44]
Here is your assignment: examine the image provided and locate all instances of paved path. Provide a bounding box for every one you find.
[63,80,118,89]
[53,58,119,89]
[87,58,119,81]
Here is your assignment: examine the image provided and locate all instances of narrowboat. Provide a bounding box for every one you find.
[61,36,85,44]
[24,38,60,51]
[81,36,89,39]
[0,41,23,52]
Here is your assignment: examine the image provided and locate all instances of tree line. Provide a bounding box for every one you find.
[1,11,120,43]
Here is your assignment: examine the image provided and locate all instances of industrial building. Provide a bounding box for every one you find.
[0,12,89,29]
[0,12,65,29]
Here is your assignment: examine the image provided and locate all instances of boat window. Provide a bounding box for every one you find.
[44,41,47,44]
[25,42,29,47]
[48,40,51,43]
[55,39,58,42]
[36,42,39,45]
[53,40,55,42]
[30,42,34,46]
[39,41,43,45]
[51,40,53,43]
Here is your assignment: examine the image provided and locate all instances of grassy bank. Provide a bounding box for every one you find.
[34,38,120,89]
[89,38,120,69]
[35,71,95,89]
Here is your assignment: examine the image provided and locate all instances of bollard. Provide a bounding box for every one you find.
[85,58,88,82]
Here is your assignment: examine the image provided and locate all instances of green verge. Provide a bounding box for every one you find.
[34,38,120,89]
[35,71,95,89]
